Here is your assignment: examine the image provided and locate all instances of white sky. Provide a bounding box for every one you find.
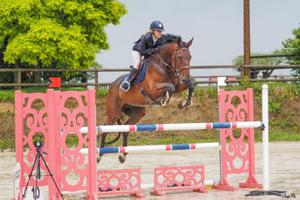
[96,0,300,82]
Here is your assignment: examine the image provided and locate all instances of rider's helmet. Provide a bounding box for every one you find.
[150,20,164,32]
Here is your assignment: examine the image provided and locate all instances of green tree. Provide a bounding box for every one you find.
[232,51,284,66]
[282,24,300,76]
[232,51,285,78]
[0,0,127,83]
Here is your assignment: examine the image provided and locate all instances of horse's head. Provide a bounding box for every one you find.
[171,38,193,84]
[157,37,193,84]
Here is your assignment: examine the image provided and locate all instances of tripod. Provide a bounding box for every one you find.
[22,142,64,200]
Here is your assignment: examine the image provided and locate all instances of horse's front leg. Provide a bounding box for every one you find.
[154,82,175,106]
[178,79,196,109]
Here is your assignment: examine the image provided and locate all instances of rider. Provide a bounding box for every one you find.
[120,20,167,92]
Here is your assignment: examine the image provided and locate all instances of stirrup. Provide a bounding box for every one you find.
[120,79,131,92]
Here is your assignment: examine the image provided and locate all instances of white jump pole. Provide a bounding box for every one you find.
[262,84,269,190]
[81,121,263,134]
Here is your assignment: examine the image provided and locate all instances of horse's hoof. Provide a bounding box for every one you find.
[161,101,168,106]
[160,98,167,106]
[178,103,184,109]
[160,92,170,106]
[97,156,102,163]
[187,100,193,106]
[178,100,187,109]
[178,99,192,109]
[118,154,127,164]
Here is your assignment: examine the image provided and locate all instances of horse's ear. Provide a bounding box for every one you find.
[186,37,194,48]
[176,36,182,46]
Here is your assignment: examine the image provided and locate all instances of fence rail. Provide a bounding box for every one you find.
[0,65,299,89]
[243,65,300,70]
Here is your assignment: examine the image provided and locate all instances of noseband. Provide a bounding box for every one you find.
[156,47,190,77]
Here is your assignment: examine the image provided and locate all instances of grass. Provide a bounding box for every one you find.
[0,139,14,150]
[0,90,14,102]
[268,131,300,141]
[254,129,300,142]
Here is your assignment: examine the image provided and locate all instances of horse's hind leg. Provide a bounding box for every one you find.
[98,102,123,163]
[119,107,146,163]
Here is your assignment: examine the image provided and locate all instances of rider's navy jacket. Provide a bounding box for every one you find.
[132,32,167,57]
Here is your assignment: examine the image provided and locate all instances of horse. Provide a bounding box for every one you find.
[100,37,195,163]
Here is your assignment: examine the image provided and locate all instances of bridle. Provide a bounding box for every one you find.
[155,47,190,78]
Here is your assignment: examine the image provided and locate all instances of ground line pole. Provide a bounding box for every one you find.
[262,84,269,190]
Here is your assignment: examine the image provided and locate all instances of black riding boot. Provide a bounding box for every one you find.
[120,67,138,92]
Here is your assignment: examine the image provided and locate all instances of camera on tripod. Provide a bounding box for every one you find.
[23,140,64,199]
[33,141,44,149]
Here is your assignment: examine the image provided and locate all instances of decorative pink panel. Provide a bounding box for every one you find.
[97,168,144,198]
[15,91,52,199]
[152,165,206,195]
[55,91,89,191]
[54,90,97,198]
[215,89,261,190]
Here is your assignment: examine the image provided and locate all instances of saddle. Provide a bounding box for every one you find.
[132,61,147,85]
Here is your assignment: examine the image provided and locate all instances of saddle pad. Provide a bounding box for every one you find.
[132,61,147,85]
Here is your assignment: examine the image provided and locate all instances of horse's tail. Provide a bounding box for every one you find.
[104,133,121,145]
[104,118,126,145]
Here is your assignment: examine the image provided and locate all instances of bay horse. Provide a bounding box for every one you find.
[100,37,195,163]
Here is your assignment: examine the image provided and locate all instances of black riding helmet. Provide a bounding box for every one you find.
[150,20,164,32]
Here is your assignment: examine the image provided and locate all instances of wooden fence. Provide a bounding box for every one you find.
[0,65,299,89]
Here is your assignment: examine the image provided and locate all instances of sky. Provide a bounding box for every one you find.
[96,0,300,82]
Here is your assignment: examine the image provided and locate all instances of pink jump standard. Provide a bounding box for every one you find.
[14,90,97,199]
[215,88,262,191]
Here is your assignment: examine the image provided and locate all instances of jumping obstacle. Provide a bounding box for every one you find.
[14,85,269,199]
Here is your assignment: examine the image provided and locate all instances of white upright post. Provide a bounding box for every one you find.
[262,84,269,190]
[216,77,227,183]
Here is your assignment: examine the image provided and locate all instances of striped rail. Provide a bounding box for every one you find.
[80,142,219,154]
[80,121,263,134]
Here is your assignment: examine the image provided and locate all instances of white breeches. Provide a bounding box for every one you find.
[132,50,141,69]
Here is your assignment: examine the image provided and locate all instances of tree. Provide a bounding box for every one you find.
[0,0,127,83]
[232,51,285,78]
[282,24,300,76]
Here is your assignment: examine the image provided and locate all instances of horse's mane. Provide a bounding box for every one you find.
[160,34,188,50]
[165,34,181,43]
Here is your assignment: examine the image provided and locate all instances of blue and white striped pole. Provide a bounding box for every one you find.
[80,142,219,154]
